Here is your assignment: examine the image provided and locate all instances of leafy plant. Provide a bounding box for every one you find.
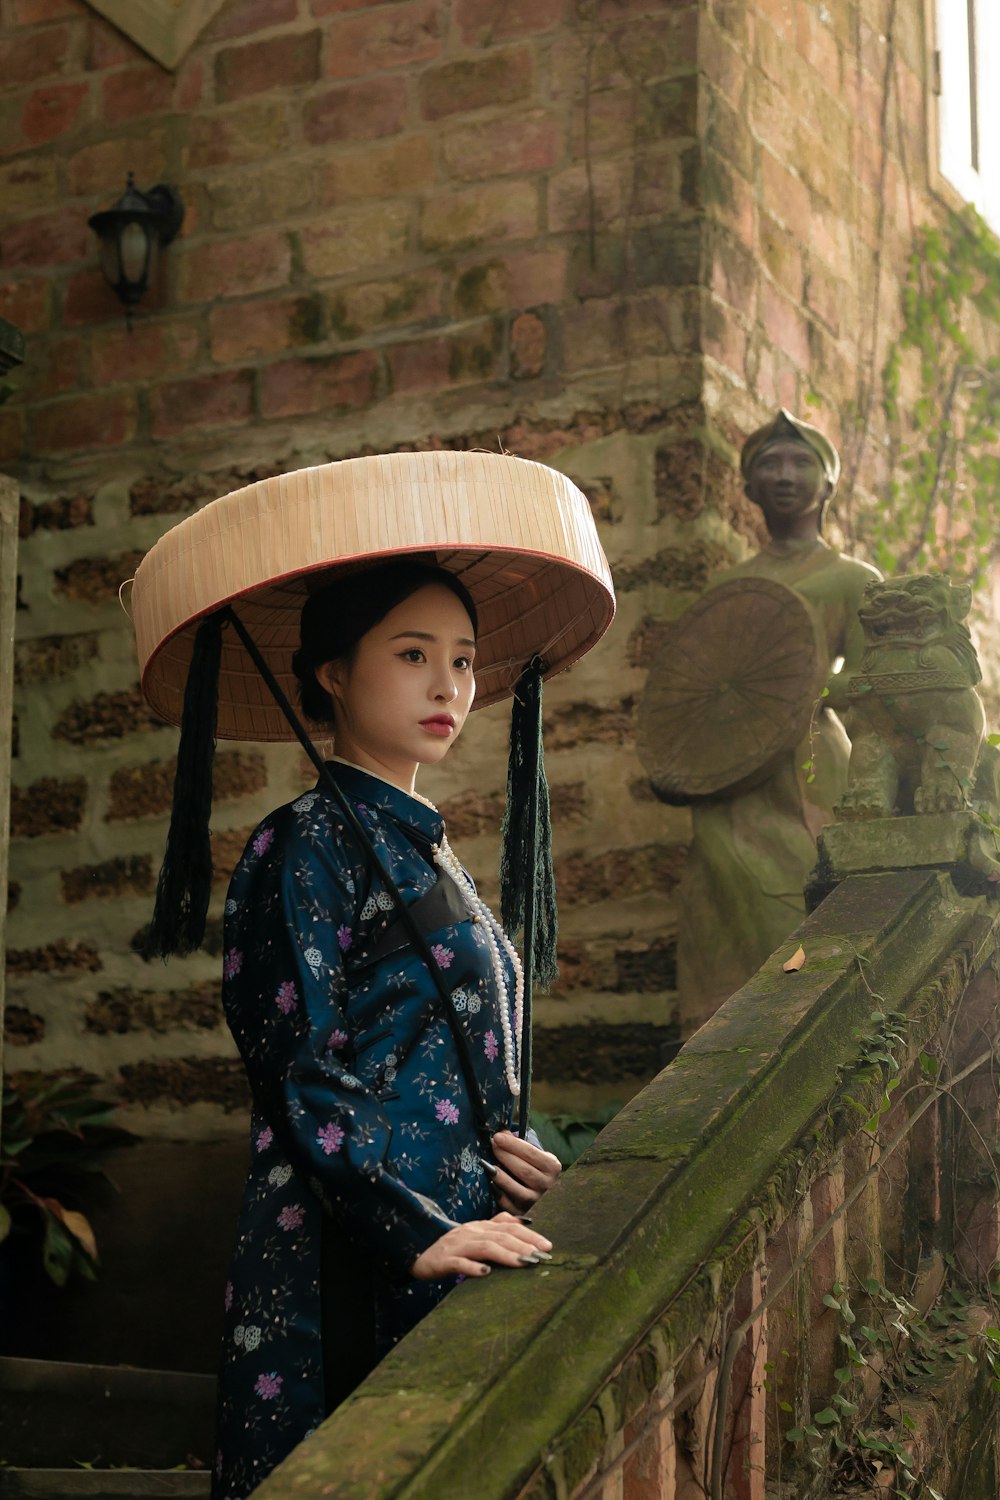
[1,1072,134,1286]
[530,1102,623,1167]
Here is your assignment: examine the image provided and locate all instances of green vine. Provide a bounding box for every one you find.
[866,207,1000,587]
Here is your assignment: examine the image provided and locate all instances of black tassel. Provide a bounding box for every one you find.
[142,612,224,958]
[500,656,558,988]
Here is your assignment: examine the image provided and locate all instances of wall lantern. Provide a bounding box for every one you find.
[87,173,185,328]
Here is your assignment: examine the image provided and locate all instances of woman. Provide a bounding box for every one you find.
[127,451,615,1500]
[213,564,559,1496]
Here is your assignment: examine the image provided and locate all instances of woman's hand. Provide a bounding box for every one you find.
[411,1212,552,1281]
[491,1129,561,1214]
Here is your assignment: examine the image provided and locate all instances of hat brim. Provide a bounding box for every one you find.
[131,451,615,739]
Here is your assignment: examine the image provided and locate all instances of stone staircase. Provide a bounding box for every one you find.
[0,1357,214,1498]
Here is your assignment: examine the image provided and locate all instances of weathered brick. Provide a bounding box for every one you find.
[259,349,379,418]
[215,29,322,102]
[66,128,168,197]
[328,273,441,339]
[54,549,144,604]
[0,157,59,216]
[90,320,201,387]
[0,23,72,82]
[19,81,88,147]
[60,267,124,326]
[0,275,52,332]
[438,781,586,840]
[510,311,546,379]
[15,632,99,685]
[626,616,672,670]
[546,696,636,751]
[130,463,283,518]
[207,160,319,232]
[555,843,685,905]
[9,780,86,840]
[456,0,565,43]
[547,161,626,234]
[758,212,803,300]
[210,294,326,363]
[53,685,164,746]
[31,393,137,455]
[387,322,501,394]
[323,0,441,79]
[298,204,410,277]
[85,14,142,66]
[19,491,92,537]
[5,1006,45,1044]
[7,882,20,913]
[210,825,256,883]
[0,411,26,465]
[6,939,101,976]
[325,134,434,206]
[303,77,408,144]
[0,209,88,270]
[420,181,538,252]
[101,65,173,123]
[106,751,267,821]
[17,335,85,403]
[761,282,810,367]
[178,231,292,303]
[532,1021,677,1083]
[654,437,743,526]
[205,0,297,40]
[453,250,566,316]
[85,981,221,1035]
[184,101,289,169]
[803,259,842,336]
[419,46,533,121]
[759,149,811,239]
[440,110,562,182]
[150,370,254,438]
[117,1057,249,1111]
[61,854,153,904]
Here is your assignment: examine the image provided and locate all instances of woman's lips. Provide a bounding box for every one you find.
[420,716,455,737]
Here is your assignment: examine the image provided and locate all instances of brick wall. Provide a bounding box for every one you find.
[1,0,997,1147]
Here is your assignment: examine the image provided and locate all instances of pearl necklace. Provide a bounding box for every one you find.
[412,793,524,1097]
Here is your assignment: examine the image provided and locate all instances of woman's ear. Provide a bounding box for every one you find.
[315,659,344,705]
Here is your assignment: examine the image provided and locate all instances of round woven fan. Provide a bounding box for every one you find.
[637,576,826,803]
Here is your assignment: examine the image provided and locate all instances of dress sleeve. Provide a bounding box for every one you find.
[222,808,456,1277]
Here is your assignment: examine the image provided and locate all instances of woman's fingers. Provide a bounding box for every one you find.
[411,1216,552,1281]
[491,1131,562,1193]
[493,1165,540,1210]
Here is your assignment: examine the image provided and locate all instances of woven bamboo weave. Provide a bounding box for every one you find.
[131,450,615,740]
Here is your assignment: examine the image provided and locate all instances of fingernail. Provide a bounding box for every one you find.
[518,1253,541,1265]
[517,1215,534,1225]
[533,1250,553,1261]
[480,1264,491,1275]
[479,1158,498,1178]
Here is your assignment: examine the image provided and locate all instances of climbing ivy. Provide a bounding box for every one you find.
[862,208,1000,588]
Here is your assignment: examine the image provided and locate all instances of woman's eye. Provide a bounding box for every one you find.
[454,656,472,671]
[400,648,425,663]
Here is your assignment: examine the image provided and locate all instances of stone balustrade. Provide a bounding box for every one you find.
[253,828,1000,1500]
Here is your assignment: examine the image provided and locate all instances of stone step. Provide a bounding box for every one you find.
[0,1471,210,1499]
[0,1357,215,1470]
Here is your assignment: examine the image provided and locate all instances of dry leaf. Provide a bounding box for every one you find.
[57,1208,99,1261]
[782,945,806,973]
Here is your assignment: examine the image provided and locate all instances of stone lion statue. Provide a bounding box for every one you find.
[837,573,998,819]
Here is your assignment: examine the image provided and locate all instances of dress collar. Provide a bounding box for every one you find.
[317,760,444,846]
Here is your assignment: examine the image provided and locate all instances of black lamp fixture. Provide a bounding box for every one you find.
[88,173,185,328]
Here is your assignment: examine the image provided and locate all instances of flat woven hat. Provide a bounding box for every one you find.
[131,450,615,739]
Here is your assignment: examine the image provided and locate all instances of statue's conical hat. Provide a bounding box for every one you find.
[638,576,826,802]
[131,450,615,740]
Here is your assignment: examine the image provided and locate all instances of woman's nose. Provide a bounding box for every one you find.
[433,672,459,702]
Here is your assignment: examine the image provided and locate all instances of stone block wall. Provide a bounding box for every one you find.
[1,0,998,1154]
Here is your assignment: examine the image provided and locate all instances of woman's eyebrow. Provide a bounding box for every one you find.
[389,630,476,648]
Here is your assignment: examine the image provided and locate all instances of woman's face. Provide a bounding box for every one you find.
[315,582,477,790]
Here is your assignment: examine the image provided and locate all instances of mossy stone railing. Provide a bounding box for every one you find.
[256,846,1000,1500]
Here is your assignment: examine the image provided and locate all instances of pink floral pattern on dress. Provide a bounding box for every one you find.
[434,1098,459,1125]
[254,1372,282,1399]
[224,1281,233,1311]
[337,925,352,951]
[317,1122,345,1155]
[483,1030,499,1063]
[255,1125,273,1152]
[223,948,243,980]
[252,826,274,857]
[431,944,454,969]
[277,1204,305,1232]
[325,1029,348,1052]
[275,981,297,1014]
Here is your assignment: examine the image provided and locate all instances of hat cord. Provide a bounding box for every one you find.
[220,605,506,1158]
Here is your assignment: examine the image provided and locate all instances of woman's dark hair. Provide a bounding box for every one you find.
[293,560,478,726]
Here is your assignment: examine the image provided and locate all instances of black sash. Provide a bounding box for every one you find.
[363,867,471,965]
